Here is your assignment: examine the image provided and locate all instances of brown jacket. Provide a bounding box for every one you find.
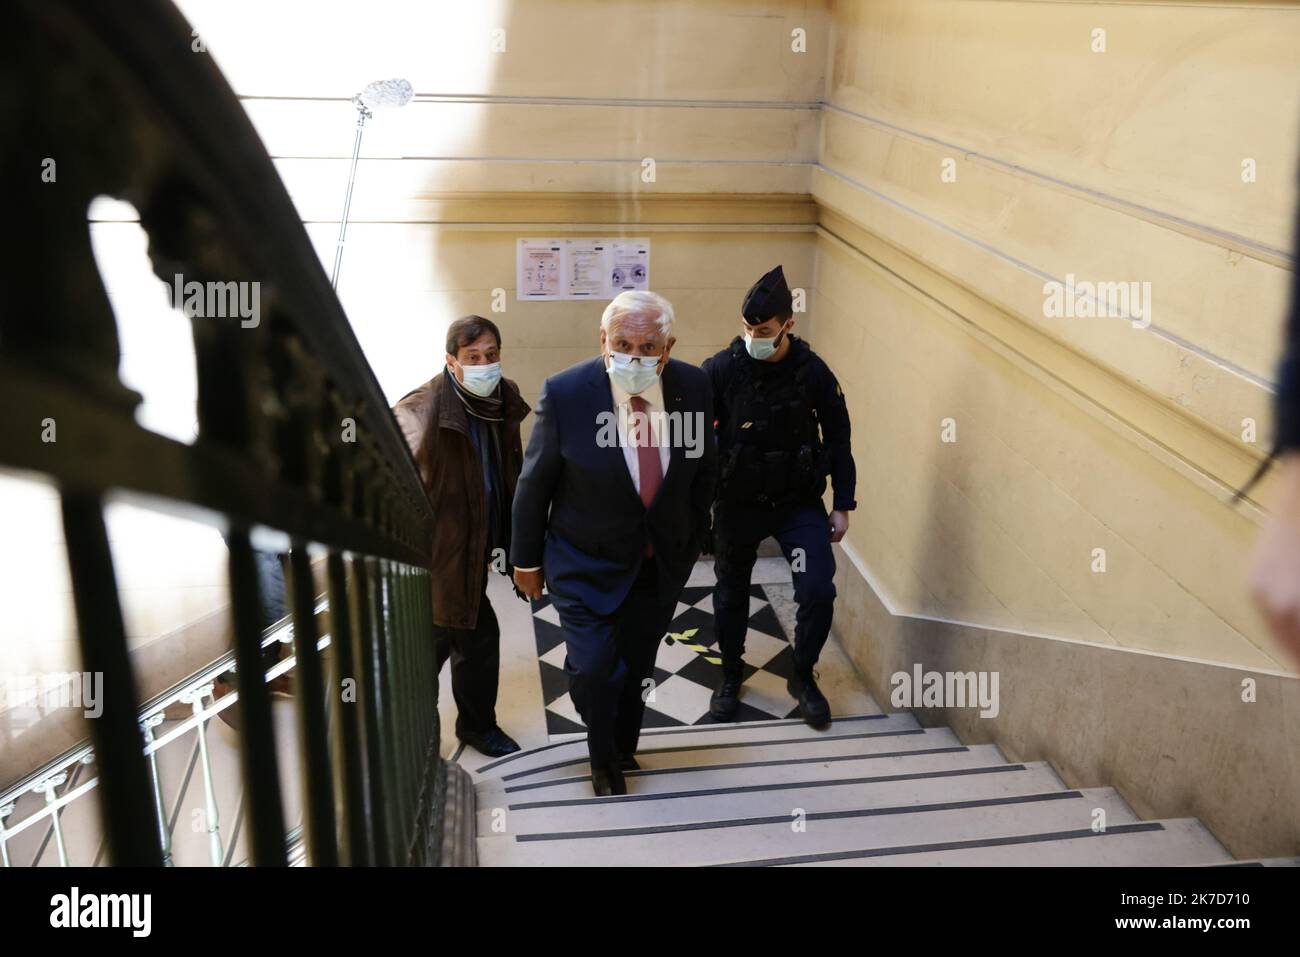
[392,373,530,629]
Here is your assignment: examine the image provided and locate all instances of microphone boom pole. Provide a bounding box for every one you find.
[329,78,413,290]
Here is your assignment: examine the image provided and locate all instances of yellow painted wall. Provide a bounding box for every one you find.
[816,0,1300,671]
[11,0,1297,760]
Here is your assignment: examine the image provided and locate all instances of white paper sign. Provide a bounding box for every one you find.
[608,239,650,295]
[517,238,564,300]
[565,239,608,298]
[515,237,651,301]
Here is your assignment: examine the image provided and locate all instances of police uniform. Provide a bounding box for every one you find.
[701,265,857,727]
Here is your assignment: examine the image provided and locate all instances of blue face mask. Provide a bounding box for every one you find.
[459,361,501,397]
[606,351,661,395]
[744,323,788,360]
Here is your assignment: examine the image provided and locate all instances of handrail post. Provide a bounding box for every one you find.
[60,492,163,866]
[328,551,368,866]
[140,714,174,866]
[287,546,338,866]
[180,683,224,866]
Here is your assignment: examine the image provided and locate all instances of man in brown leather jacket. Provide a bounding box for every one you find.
[393,316,530,756]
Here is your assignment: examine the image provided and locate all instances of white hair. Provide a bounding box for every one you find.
[600,290,674,339]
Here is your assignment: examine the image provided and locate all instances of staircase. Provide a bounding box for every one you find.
[469,705,1290,867]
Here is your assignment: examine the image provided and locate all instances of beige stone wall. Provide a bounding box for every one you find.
[816,0,1300,672]
[2,0,827,722]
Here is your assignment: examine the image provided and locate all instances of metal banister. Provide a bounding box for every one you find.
[0,0,450,866]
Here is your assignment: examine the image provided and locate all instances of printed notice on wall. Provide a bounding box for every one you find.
[608,239,649,295]
[565,239,608,299]
[517,238,564,300]
[516,237,650,301]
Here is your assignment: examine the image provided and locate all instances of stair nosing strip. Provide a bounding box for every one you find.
[473,712,895,773]
[501,745,972,793]
[491,759,1029,811]
[491,761,1026,809]
[500,727,930,781]
[511,789,1086,842]
[709,821,1168,867]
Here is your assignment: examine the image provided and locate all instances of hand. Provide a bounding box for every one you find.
[1249,453,1300,668]
[512,567,545,601]
[828,509,850,544]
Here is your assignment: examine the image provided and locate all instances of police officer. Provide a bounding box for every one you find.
[702,265,856,728]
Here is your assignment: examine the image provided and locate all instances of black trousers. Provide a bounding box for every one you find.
[433,576,501,739]
[549,560,678,768]
[713,500,837,676]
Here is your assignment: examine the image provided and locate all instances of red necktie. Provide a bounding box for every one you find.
[629,395,662,555]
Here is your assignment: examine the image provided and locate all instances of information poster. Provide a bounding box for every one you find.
[608,239,649,295]
[565,239,608,299]
[516,237,651,301]
[517,238,564,300]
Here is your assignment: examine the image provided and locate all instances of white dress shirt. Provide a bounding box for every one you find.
[609,372,671,493]
[514,366,671,574]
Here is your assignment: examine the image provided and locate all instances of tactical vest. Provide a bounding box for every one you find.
[717,336,829,509]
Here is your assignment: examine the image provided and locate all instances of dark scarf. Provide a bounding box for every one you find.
[447,366,511,559]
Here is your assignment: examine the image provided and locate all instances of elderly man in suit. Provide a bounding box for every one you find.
[512,290,717,795]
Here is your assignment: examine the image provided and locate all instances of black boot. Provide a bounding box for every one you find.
[787,662,831,729]
[710,664,744,721]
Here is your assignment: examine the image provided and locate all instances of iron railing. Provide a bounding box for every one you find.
[1,0,455,865]
[1,604,321,868]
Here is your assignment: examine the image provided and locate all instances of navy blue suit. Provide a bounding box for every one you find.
[511,356,716,764]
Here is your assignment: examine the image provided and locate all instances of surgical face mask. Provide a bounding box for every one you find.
[606,350,661,395]
[459,361,501,397]
[744,323,788,360]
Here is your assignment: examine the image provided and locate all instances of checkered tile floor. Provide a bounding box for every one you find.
[529,583,802,737]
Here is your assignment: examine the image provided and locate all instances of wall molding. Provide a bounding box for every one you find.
[814,206,1279,518]
[835,536,1293,678]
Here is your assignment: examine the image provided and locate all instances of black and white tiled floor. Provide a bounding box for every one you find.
[529,582,804,737]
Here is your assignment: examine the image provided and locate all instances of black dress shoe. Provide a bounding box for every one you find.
[617,752,640,771]
[591,763,627,796]
[787,668,831,729]
[710,670,743,721]
[459,726,521,758]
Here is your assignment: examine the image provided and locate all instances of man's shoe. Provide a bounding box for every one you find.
[617,752,640,771]
[710,669,743,721]
[787,669,832,729]
[591,763,627,796]
[459,726,521,758]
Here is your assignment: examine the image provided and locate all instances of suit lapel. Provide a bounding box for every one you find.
[586,356,644,509]
[657,360,687,502]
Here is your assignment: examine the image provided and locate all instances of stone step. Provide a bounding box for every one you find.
[478,759,1067,836]
[475,742,1010,807]
[773,818,1234,867]
[470,712,913,781]
[1202,857,1300,867]
[476,786,1136,866]
[499,725,960,786]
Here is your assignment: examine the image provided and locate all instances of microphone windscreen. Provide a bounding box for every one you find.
[357,78,414,111]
